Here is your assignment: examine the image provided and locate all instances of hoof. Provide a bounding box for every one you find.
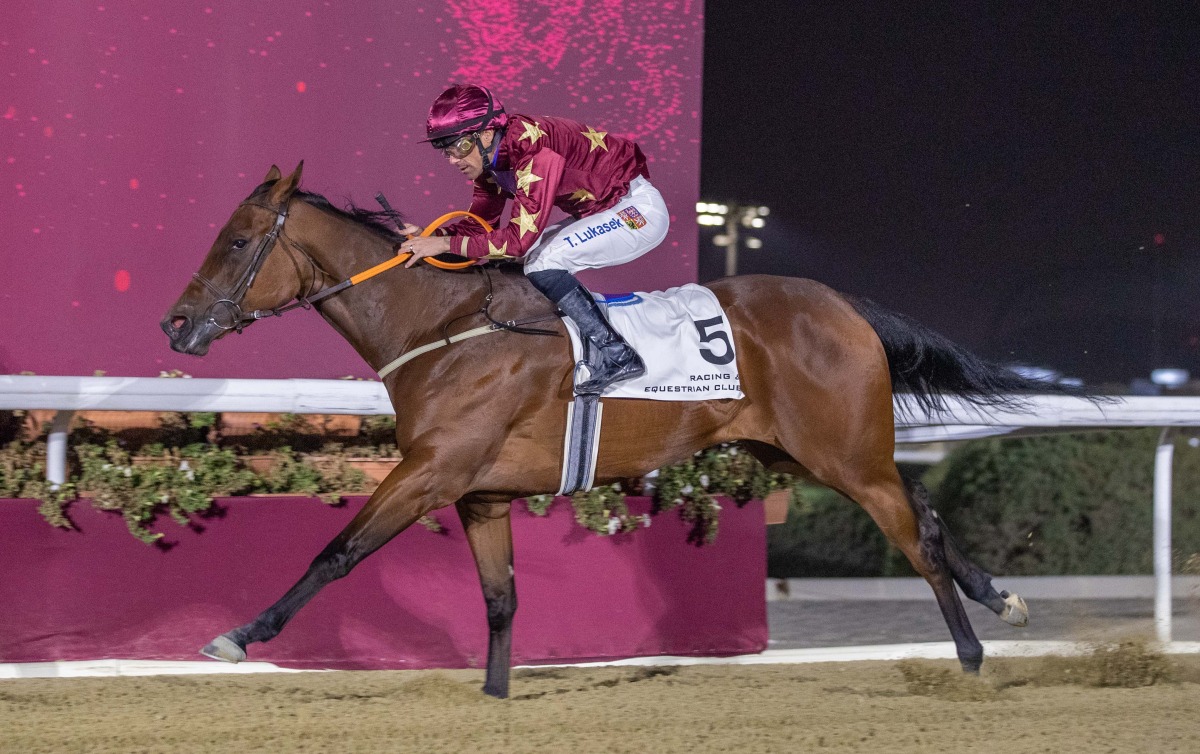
[200,634,246,663]
[999,592,1029,627]
[482,684,508,699]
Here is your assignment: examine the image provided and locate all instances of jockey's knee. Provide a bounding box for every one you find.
[527,268,579,302]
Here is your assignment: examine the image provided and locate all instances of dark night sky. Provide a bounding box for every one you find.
[699,2,1200,385]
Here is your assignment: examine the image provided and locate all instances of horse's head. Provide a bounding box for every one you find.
[161,162,307,355]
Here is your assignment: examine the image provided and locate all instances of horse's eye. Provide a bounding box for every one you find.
[231,238,249,250]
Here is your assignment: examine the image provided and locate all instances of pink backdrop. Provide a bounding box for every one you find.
[0,1,704,378]
[0,496,766,669]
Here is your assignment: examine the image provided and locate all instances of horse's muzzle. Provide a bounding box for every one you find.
[161,311,213,356]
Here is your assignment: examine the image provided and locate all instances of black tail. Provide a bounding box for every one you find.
[845,295,1087,416]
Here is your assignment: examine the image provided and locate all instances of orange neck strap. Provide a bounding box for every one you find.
[348,210,497,285]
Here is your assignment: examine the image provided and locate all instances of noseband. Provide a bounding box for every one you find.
[191,200,315,333]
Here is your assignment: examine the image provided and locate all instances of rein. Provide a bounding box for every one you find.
[190,198,559,368]
[191,201,500,332]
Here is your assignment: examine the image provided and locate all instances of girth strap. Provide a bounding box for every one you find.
[377,324,499,379]
[376,311,562,380]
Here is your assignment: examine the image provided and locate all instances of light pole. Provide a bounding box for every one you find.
[1145,231,1167,370]
[697,202,769,277]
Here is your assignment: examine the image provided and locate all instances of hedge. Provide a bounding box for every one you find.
[767,429,1200,577]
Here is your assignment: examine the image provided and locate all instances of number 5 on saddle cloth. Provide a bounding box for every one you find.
[557,284,743,495]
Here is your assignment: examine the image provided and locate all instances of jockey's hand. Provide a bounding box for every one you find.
[398,223,423,237]
[401,236,451,267]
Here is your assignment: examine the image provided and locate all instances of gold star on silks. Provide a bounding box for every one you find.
[580,126,608,152]
[568,188,596,203]
[515,161,544,195]
[486,239,510,259]
[517,119,547,145]
[509,204,540,238]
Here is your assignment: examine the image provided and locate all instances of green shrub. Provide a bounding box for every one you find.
[275,444,373,502]
[12,419,1198,568]
[767,483,907,577]
[763,430,1200,578]
[61,441,262,544]
[932,429,1200,575]
[654,444,791,544]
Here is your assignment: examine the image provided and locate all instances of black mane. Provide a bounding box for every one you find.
[249,180,405,243]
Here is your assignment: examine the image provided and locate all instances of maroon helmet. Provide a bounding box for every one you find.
[425,84,508,147]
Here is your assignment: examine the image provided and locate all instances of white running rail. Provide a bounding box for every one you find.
[2,375,1198,642]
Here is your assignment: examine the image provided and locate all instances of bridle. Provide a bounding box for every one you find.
[187,198,557,354]
[190,200,316,334]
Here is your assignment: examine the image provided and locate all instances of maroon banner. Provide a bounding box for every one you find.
[0,496,766,669]
[0,2,704,378]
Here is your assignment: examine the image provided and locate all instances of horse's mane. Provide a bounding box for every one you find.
[249,180,405,244]
[248,179,530,281]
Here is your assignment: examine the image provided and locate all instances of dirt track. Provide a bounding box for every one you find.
[3,648,1199,753]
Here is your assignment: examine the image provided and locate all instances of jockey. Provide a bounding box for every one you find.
[400,84,670,395]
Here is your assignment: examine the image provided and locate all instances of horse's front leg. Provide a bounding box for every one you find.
[456,496,516,698]
[200,446,465,663]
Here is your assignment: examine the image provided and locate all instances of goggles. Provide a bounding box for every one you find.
[436,135,476,159]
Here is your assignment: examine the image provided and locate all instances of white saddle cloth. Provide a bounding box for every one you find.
[563,284,744,401]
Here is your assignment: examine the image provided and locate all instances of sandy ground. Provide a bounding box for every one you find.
[2,645,1199,753]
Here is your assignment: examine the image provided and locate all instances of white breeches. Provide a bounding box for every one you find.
[523,176,670,275]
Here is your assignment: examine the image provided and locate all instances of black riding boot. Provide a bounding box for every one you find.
[527,269,646,394]
[555,286,646,394]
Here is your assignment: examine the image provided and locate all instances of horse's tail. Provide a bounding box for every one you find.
[844,294,1085,415]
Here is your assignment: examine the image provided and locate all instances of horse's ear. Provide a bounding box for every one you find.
[267,161,303,205]
[263,165,282,182]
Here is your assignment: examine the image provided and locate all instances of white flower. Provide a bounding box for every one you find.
[699,474,710,489]
[640,514,652,528]
[644,469,660,479]
[185,470,195,481]
[606,517,621,535]
[160,493,170,503]
[123,467,133,477]
[680,484,693,495]
[711,501,722,511]
[728,447,738,456]
[178,460,191,471]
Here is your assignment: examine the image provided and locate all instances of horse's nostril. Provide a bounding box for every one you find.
[171,316,188,331]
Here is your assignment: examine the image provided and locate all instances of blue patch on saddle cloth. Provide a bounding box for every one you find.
[595,292,643,307]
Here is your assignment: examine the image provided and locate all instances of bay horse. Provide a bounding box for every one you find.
[163,163,1041,698]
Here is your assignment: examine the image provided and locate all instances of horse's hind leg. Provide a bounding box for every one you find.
[849,470,985,672]
[755,437,982,674]
[456,497,517,699]
[907,479,1028,627]
[749,440,985,671]
[747,441,1027,631]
